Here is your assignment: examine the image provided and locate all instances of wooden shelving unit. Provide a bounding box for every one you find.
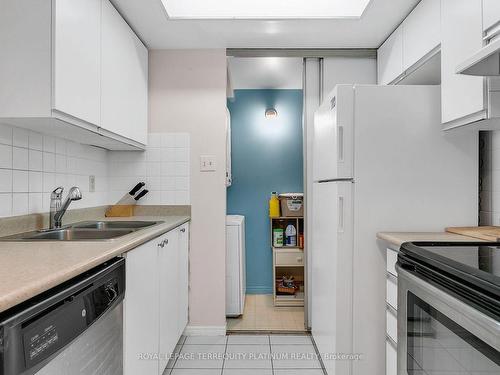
[271,216,305,307]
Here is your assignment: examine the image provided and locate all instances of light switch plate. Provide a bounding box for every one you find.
[200,155,216,172]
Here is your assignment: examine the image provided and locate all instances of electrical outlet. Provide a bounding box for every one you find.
[200,155,216,172]
[89,175,95,192]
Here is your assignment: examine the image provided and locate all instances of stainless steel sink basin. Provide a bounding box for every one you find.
[72,221,160,230]
[0,220,163,241]
[0,228,135,241]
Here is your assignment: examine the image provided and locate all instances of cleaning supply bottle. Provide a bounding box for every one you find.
[269,192,280,218]
[285,224,297,247]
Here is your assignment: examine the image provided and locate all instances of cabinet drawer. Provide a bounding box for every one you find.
[275,251,304,266]
[386,248,398,276]
[386,338,397,375]
[386,305,398,343]
[386,273,398,310]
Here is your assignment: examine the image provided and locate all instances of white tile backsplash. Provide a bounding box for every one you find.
[0,194,12,218]
[12,170,28,193]
[0,126,190,216]
[0,124,110,216]
[28,171,43,193]
[0,144,12,169]
[12,147,28,170]
[12,193,28,216]
[28,132,43,151]
[0,170,12,193]
[28,150,43,171]
[12,128,29,148]
[0,124,12,146]
[108,132,190,206]
[480,131,500,225]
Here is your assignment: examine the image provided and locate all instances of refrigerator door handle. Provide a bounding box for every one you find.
[338,195,344,232]
[338,126,344,162]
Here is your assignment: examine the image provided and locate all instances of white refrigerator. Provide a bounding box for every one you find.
[311,85,478,375]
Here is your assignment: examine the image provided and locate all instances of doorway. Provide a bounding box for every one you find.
[225,57,306,332]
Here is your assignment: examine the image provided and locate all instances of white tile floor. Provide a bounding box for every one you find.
[164,334,326,375]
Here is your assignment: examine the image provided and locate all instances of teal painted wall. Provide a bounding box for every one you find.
[227,89,304,294]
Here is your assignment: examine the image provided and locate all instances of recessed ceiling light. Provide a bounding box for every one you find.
[161,0,371,20]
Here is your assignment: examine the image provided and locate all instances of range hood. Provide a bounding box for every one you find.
[456,37,500,76]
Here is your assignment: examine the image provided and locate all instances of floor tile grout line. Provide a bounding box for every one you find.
[169,336,185,371]
[220,335,228,375]
[269,335,275,375]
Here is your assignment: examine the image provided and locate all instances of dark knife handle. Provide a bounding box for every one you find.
[129,182,145,196]
[134,189,149,201]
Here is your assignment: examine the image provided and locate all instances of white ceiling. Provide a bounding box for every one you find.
[228,58,303,90]
[112,0,420,49]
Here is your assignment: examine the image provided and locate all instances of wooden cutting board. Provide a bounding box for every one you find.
[445,226,500,241]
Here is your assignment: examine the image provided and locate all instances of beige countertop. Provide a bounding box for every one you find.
[0,215,190,314]
[377,231,483,248]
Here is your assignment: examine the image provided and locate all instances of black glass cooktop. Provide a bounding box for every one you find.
[400,242,500,294]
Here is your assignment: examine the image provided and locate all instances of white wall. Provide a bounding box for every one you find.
[149,49,227,332]
[0,124,108,217]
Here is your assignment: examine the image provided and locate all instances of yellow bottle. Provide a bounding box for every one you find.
[269,192,280,218]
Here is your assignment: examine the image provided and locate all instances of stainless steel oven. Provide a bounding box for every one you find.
[396,242,500,375]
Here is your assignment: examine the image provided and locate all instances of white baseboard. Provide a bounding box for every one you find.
[183,325,227,336]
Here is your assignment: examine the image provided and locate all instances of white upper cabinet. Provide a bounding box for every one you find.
[377,0,441,85]
[441,0,486,127]
[53,0,101,125]
[483,0,500,34]
[0,0,147,149]
[377,26,404,85]
[101,0,148,145]
[402,0,441,71]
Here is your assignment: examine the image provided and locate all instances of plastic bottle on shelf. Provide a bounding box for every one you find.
[285,224,297,247]
[269,192,280,218]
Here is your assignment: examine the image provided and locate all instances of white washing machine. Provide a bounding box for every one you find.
[226,215,246,317]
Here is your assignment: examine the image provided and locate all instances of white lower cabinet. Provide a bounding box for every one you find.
[124,223,190,375]
[177,224,190,337]
[158,230,179,374]
[385,246,399,375]
[124,238,159,375]
[386,338,398,375]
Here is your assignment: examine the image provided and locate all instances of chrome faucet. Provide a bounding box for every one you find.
[49,187,82,229]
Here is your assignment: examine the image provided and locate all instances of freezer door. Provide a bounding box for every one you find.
[313,85,354,182]
[311,181,354,375]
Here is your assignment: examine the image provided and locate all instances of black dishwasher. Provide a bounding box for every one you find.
[0,257,125,375]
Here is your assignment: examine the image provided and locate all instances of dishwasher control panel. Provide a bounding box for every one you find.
[0,257,125,375]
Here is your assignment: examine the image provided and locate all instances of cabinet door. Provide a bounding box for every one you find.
[402,0,441,70]
[178,224,190,336]
[158,231,179,374]
[101,0,148,145]
[53,0,101,125]
[483,0,500,33]
[441,0,486,126]
[377,25,403,85]
[124,241,159,375]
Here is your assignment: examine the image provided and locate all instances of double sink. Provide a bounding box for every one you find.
[0,221,162,241]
